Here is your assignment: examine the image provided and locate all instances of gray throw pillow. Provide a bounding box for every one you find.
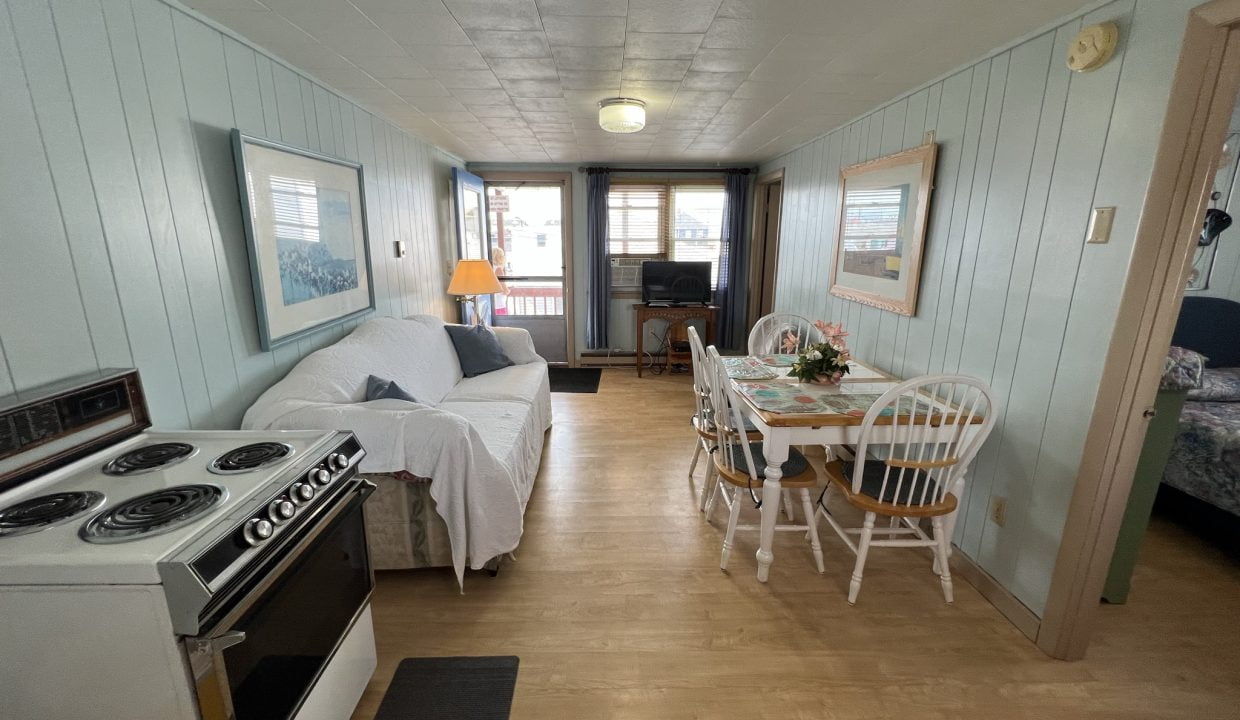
[444,324,514,378]
[366,375,418,403]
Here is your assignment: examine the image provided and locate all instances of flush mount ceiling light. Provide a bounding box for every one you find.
[598,98,646,134]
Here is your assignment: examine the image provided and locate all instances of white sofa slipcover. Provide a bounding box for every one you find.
[241,315,551,585]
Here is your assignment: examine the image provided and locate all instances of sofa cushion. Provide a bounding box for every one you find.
[444,362,549,407]
[366,375,418,403]
[439,399,542,507]
[445,324,515,378]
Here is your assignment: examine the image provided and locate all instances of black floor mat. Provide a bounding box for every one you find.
[548,367,601,393]
[374,656,519,720]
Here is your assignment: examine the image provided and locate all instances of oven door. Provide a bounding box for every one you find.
[187,478,375,720]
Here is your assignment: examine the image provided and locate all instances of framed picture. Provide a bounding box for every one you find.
[232,130,375,350]
[829,142,938,316]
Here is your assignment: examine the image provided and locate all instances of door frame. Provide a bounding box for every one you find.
[475,171,577,367]
[1038,0,1240,660]
[746,168,785,329]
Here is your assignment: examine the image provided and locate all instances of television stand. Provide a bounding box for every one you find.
[633,303,719,378]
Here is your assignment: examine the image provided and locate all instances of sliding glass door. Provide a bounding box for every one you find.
[483,177,572,364]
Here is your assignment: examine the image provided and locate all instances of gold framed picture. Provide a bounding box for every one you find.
[829,142,938,316]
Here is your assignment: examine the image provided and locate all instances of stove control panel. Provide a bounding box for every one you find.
[190,434,365,579]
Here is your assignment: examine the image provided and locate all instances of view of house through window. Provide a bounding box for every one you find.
[486,184,564,317]
[607,182,726,287]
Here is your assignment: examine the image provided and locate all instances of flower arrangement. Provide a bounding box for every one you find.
[788,321,851,385]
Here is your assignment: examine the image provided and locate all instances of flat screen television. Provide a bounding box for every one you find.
[641,261,712,305]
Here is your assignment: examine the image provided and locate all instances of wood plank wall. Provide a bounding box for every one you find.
[760,0,1198,615]
[0,0,461,429]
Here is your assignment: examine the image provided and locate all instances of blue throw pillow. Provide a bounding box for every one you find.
[366,375,418,403]
[444,324,514,378]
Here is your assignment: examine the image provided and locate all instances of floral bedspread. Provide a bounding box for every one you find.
[1164,398,1240,517]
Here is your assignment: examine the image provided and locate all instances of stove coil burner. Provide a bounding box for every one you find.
[81,484,225,543]
[208,442,293,475]
[103,442,197,476]
[0,491,106,538]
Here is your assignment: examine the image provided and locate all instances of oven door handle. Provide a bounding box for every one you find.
[185,631,247,720]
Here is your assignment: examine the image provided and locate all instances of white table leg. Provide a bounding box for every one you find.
[756,432,789,583]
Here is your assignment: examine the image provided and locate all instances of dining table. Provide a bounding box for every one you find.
[720,354,984,582]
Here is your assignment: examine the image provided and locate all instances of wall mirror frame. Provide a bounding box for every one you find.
[828,141,938,316]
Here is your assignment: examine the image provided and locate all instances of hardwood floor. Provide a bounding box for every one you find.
[351,370,1240,719]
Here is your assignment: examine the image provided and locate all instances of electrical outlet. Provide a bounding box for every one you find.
[990,496,1007,527]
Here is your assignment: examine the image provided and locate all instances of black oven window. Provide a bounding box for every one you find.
[224,496,371,720]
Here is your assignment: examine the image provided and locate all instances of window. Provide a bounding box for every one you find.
[607,182,726,287]
[841,186,907,253]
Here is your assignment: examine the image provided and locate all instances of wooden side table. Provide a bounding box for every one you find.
[633,304,719,377]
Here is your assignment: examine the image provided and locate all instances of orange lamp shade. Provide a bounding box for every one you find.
[446,259,504,296]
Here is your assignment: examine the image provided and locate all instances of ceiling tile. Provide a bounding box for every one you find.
[499,79,563,97]
[542,16,626,47]
[365,13,472,46]
[196,9,316,46]
[466,30,550,58]
[348,55,433,79]
[528,122,575,133]
[626,0,722,33]
[681,71,747,92]
[534,0,626,16]
[689,47,769,73]
[469,104,523,118]
[406,45,490,69]
[624,33,703,60]
[701,17,786,49]
[513,96,568,112]
[351,0,450,13]
[620,59,690,82]
[490,58,559,80]
[407,96,468,112]
[383,78,451,97]
[552,46,623,71]
[558,70,621,91]
[521,111,572,124]
[431,69,503,89]
[450,88,513,104]
[442,0,542,31]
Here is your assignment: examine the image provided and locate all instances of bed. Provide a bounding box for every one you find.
[1163,296,1240,517]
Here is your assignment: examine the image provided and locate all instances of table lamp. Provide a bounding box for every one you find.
[447,259,504,325]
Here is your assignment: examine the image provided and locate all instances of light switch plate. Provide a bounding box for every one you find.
[1086,206,1116,244]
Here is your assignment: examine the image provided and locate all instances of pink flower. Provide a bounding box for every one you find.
[814,320,848,348]
[781,330,799,353]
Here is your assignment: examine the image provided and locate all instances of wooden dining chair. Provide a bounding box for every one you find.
[704,346,825,574]
[687,326,718,510]
[814,374,997,604]
[746,313,825,356]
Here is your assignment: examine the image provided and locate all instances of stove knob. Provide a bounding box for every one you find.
[243,518,273,546]
[268,498,295,524]
[330,452,349,470]
[312,467,332,486]
[291,482,314,505]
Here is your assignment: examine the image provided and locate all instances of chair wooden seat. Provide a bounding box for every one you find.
[823,460,957,517]
[692,415,762,443]
[718,445,817,489]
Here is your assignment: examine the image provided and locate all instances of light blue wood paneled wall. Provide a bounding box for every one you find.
[0,0,461,429]
[761,0,1199,615]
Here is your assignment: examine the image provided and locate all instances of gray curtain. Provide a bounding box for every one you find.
[585,169,611,349]
[717,171,750,349]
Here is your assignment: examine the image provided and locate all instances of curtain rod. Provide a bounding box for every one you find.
[577,166,753,175]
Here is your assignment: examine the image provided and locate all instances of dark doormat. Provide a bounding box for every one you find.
[548,367,601,393]
[374,656,519,720]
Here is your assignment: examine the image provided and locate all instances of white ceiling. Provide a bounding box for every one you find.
[185,0,1094,164]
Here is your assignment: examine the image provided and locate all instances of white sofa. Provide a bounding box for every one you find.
[241,315,551,585]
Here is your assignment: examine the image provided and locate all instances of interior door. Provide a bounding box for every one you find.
[452,167,489,323]
[483,181,570,363]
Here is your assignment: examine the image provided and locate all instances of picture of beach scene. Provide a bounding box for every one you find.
[272,182,359,306]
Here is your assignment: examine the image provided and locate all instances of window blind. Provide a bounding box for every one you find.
[270,175,322,243]
[841,186,907,252]
[607,184,668,256]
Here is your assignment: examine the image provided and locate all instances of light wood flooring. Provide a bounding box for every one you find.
[351,370,1240,719]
